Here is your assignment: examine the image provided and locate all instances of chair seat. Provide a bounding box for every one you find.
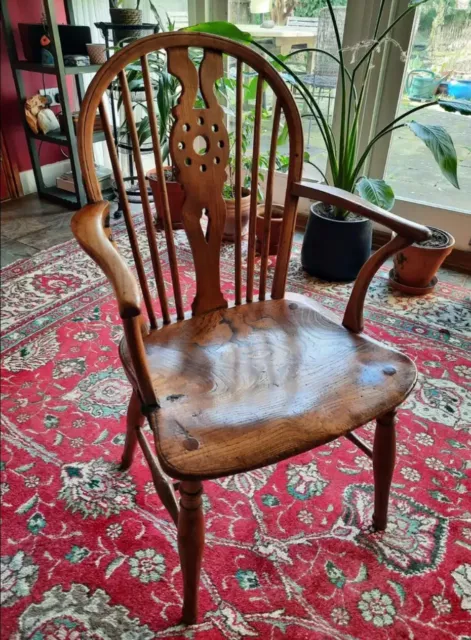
[120,293,416,480]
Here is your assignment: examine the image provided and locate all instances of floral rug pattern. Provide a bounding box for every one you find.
[1,216,470,639]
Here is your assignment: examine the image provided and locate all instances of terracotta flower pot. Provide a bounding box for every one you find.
[147,168,185,231]
[393,225,455,291]
[86,43,106,65]
[256,204,284,255]
[223,188,251,241]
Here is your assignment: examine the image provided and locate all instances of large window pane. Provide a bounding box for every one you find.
[228,1,347,181]
[384,2,471,211]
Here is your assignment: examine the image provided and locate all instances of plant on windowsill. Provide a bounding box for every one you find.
[185,2,470,285]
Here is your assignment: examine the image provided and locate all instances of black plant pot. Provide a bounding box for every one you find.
[301,203,372,282]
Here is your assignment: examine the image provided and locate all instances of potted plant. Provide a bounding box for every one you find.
[109,0,143,44]
[222,110,267,241]
[222,108,291,243]
[391,227,455,294]
[186,8,469,283]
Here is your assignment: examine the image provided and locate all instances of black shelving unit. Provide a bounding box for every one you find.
[0,0,107,209]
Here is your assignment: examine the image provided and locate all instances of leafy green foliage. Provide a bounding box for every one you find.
[437,99,471,116]
[356,178,395,211]
[185,22,252,42]
[408,121,459,188]
[192,1,461,217]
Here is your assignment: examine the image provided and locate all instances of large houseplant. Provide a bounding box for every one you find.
[186,3,469,282]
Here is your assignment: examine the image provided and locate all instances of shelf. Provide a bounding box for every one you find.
[13,61,102,75]
[27,129,106,145]
[40,185,80,209]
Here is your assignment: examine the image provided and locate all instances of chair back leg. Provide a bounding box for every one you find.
[178,481,205,624]
[373,409,397,531]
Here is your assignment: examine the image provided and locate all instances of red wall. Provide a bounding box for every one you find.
[0,0,74,173]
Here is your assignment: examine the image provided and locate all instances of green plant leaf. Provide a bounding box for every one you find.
[407,121,459,188]
[244,76,259,102]
[356,177,395,211]
[184,22,252,43]
[437,99,471,116]
[277,122,289,147]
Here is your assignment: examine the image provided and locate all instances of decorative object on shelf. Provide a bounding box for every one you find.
[24,94,60,135]
[58,111,102,134]
[187,17,468,281]
[18,23,92,63]
[40,34,54,65]
[56,164,112,194]
[391,227,455,295]
[2,0,100,209]
[63,54,90,67]
[109,0,143,43]
[86,43,107,64]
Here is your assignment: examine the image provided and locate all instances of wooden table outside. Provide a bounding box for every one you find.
[236,24,317,55]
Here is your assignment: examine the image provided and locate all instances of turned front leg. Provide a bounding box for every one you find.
[178,481,204,624]
[373,409,397,531]
[120,390,144,471]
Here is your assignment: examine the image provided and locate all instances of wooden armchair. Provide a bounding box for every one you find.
[72,33,430,624]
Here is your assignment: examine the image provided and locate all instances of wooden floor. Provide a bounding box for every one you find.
[0,195,119,268]
[0,194,469,288]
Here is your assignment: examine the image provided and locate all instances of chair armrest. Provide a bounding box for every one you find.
[292,182,431,243]
[71,201,141,318]
[291,182,432,333]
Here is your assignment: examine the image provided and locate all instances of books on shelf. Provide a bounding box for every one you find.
[56,165,112,193]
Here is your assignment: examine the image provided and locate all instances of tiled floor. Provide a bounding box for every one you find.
[1,194,469,289]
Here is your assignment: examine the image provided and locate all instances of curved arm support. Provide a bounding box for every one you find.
[71,201,141,318]
[292,182,431,243]
[290,182,431,333]
[71,202,157,407]
[343,235,412,333]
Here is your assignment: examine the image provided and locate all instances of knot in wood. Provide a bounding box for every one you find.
[383,365,397,376]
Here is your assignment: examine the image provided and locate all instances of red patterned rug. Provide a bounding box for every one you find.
[1,215,470,639]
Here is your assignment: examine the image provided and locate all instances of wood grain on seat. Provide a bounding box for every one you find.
[120,293,416,480]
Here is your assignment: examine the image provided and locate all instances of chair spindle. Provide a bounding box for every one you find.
[246,76,264,303]
[141,54,184,321]
[98,99,157,329]
[234,59,243,306]
[259,100,281,301]
[118,69,171,325]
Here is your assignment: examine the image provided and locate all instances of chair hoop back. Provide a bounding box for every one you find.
[78,32,304,324]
